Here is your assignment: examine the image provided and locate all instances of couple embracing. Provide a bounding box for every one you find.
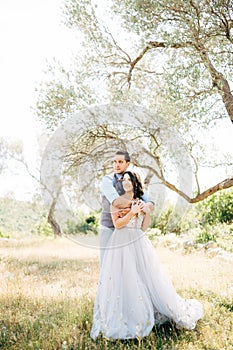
[90,151,204,340]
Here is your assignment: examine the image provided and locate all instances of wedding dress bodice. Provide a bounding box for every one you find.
[124,213,144,229]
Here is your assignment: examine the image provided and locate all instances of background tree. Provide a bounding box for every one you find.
[61,0,233,120]
[34,0,233,225]
[0,138,23,174]
[0,134,64,237]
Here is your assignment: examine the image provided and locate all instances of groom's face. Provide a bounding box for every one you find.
[113,155,130,175]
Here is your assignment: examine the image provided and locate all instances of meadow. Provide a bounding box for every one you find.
[0,236,232,350]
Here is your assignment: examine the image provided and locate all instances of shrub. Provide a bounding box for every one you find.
[199,190,233,225]
[0,230,10,239]
[195,227,217,244]
[66,211,99,235]
[35,214,53,237]
[150,208,181,234]
[36,217,53,236]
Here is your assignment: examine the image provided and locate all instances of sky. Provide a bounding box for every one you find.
[0,0,232,202]
[0,0,79,200]
[0,0,73,137]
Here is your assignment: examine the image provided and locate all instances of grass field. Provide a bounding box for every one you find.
[0,237,232,349]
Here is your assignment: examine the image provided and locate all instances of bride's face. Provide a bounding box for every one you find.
[122,173,133,192]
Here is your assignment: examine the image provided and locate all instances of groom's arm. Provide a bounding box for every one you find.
[100,175,131,208]
[112,196,132,209]
[142,189,155,212]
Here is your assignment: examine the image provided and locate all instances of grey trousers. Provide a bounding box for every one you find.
[99,225,114,266]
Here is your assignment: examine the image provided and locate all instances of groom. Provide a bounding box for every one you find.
[99,150,153,264]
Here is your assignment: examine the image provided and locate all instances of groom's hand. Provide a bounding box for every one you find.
[141,201,154,213]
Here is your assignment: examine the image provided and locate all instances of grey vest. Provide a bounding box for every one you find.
[100,174,123,229]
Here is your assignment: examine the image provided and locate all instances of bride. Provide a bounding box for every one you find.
[90,171,204,340]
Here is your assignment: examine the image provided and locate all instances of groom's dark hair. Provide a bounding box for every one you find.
[115,151,130,162]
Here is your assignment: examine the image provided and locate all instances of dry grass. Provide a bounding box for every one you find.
[0,236,232,349]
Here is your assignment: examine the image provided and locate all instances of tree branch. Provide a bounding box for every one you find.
[190,177,233,203]
[126,38,233,123]
[153,169,233,203]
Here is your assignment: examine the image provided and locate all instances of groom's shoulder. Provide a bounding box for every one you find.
[100,173,115,193]
[100,172,114,186]
[103,172,114,180]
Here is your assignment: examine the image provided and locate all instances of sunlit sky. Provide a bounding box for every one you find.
[0,0,80,199]
[0,0,232,201]
[0,0,81,135]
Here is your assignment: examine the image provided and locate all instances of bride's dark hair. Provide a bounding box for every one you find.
[121,171,144,199]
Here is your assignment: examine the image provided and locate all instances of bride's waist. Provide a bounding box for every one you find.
[115,226,142,231]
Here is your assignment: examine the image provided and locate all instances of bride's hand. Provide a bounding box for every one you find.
[118,208,131,218]
[131,201,145,214]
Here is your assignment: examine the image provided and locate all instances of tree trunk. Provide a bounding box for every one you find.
[47,199,62,237]
[199,48,233,123]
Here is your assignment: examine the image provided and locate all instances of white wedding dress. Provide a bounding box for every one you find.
[90,214,204,340]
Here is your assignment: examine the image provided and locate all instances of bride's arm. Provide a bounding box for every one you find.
[111,206,134,229]
[111,201,144,229]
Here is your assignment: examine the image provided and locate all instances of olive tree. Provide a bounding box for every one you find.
[35,0,233,229]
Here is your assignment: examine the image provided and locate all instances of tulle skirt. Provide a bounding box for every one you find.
[90,227,204,339]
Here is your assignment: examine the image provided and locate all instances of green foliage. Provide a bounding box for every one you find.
[150,209,172,234]
[36,216,53,237]
[199,190,233,225]
[66,211,99,234]
[68,0,232,119]
[36,81,78,128]
[38,0,233,131]
[0,197,100,237]
[0,230,10,239]
[195,227,217,244]
[0,198,43,235]
[34,0,233,213]
[150,208,181,235]
[35,59,97,131]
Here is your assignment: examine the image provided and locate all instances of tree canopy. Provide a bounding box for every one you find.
[61,0,233,122]
[35,0,233,216]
